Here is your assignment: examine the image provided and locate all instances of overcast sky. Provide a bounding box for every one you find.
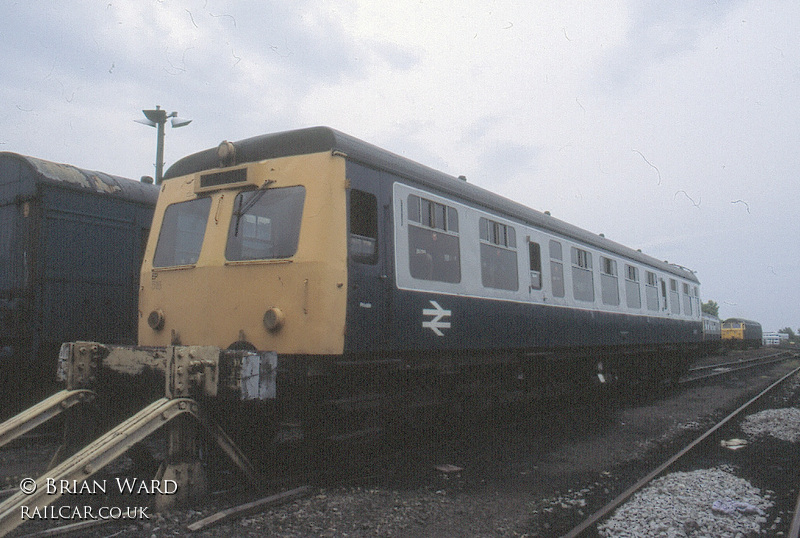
[2,1,798,332]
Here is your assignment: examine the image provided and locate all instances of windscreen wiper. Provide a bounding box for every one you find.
[234,180,275,236]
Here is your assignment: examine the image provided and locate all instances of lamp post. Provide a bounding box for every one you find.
[136,105,192,184]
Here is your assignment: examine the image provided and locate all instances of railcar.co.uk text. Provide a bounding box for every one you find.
[17,477,179,521]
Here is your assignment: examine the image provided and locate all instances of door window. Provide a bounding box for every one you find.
[349,189,378,264]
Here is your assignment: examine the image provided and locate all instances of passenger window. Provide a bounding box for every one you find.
[625,264,642,309]
[549,240,565,298]
[408,194,421,223]
[645,271,659,311]
[479,217,518,291]
[407,194,461,283]
[226,186,305,261]
[600,256,620,306]
[669,278,680,314]
[349,189,378,264]
[528,241,542,290]
[153,197,212,267]
[682,282,693,315]
[571,247,594,302]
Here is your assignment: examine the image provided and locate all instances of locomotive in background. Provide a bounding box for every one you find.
[721,318,763,349]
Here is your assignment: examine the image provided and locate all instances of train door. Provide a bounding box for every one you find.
[659,277,668,312]
[527,237,545,301]
[344,163,393,354]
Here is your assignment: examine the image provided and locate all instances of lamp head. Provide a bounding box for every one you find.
[171,116,192,128]
[142,107,168,124]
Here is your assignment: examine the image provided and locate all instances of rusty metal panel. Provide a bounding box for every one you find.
[1,152,159,204]
[55,343,278,402]
[239,351,277,400]
[216,350,278,400]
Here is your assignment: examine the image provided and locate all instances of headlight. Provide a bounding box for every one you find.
[148,309,165,331]
[263,307,285,332]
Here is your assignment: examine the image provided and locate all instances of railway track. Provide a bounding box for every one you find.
[2,350,797,536]
[562,359,800,537]
[681,349,797,384]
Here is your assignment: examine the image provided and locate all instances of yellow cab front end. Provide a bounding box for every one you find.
[721,322,744,341]
[138,150,348,356]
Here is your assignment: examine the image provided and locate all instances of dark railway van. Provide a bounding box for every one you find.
[0,153,158,412]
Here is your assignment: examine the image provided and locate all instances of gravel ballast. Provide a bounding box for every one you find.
[740,407,800,443]
[596,468,773,537]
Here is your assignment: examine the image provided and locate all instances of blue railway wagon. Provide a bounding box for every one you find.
[0,153,158,412]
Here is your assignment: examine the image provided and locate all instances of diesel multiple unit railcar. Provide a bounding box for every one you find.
[0,153,158,414]
[0,128,710,533]
[129,127,704,433]
[721,318,763,349]
[0,130,706,423]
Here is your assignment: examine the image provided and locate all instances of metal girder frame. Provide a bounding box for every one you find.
[0,397,257,537]
[0,390,95,449]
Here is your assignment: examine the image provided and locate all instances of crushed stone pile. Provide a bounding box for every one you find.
[740,407,800,443]
[597,468,772,537]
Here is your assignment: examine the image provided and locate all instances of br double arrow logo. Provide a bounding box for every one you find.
[422,300,451,336]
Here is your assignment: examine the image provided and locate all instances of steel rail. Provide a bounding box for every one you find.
[687,350,789,374]
[187,485,311,532]
[561,363,800,538]
[681,350,796,383]
[789,478,800,538]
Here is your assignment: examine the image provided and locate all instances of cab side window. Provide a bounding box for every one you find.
[349,189,378,264]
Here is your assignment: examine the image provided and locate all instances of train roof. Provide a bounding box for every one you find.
[164,126,699,283]
[722,318,762,327]
[0,152,159,205]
